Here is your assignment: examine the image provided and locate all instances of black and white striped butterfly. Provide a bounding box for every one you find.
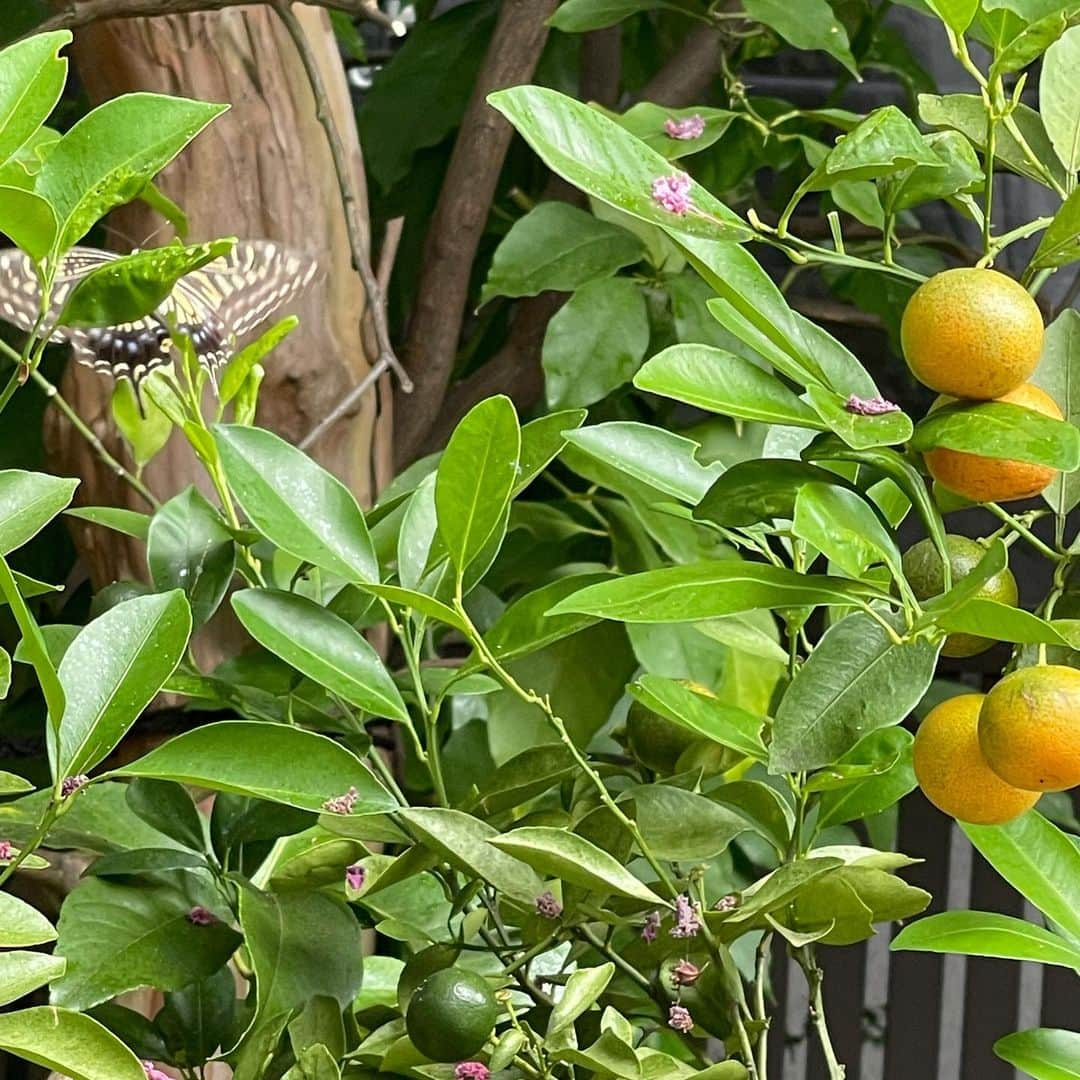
[0,240,318,389]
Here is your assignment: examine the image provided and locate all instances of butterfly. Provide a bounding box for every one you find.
[0,240,318,390]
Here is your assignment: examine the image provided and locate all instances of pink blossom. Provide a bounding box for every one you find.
[844,394,901,416]
[642,910,661,942]
[652,173,693,215]
[535,891,562,919]
[0,841,13,861]
[60,774,89,798]
[670,959,701,987]
[186,906,216,926]
[143,1063,171,1080]
[322,786,359,814]
[455,1064,490,1080]
[346,863,366,891]
[669,1004,694,1032]
[670,894,701,939]
[665,114,706,140]
[714,893,740,913]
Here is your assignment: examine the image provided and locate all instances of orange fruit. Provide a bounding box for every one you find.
[901,268,1043,399]
[901,535,1018,657]
[913,694,1039,825]
[924,383,1063,503]
[978,665,1080,792]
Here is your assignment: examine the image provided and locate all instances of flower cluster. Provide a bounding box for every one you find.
[641,910,662,943]
[455,1063,490,1080]
[143,1063,171,1080]
[670,959,701,987]
[651,173,693,216]
[714,893,741,913]
[670,893,702,939]
[322,786,359,814]
[0,840,13,861]
[186,906,216,926]
[664,114,705,140]
[535,890,562,919]
[844,394,901,416]
[668,1004,694,1033]
[60,774,89,798]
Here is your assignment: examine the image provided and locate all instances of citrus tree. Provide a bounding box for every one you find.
[2,3,1080,1080]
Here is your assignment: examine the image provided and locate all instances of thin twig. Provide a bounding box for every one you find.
[272,0,411,404]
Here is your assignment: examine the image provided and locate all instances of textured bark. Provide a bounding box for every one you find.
[48,4,377,592]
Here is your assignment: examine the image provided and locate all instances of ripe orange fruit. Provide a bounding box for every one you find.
[901,268,1043,399]
[901,535,1018,657]
[924,383,1063,503]
[978,665,1080,792]
[913,694,1039,825]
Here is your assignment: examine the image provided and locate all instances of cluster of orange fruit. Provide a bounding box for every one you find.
[902,268,1080,824]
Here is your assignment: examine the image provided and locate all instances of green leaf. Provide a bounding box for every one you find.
[86,848,207,878]
[815,106,943,184]
[0,31,70,167]
[548,0,693,30]
[911,400,1080,471]
[1035,310,1080,514]
[0,953,65,1007]
[793,481,902,579]
[892,910,1080,970]
[0,771,33,794]
[156,965,236,1070]
[963,811,1080,941]
[125,777,208,851]
[1032,187,1080,270]
[517,408,587,491]
[35,93,226,253]
[548,560,887,623]
[397,807,545,906]
[622,784,748,860]
[543,276,649,408]
[53,590,191,779]
[0,891,57,946]
[562,422,723,504]
[994,1028,1080,1080]
[214,424,377,583]
[937,598,1074,647]
[743,0,857,74]
[233,589,406,720]
[117,721,395,814]
[628,674,767,759]
[0,185,56,261]
[617,103,737,160]
[488,86,750,243]
[990,7,1075,77]
[0,1007,147,1080]
[239,887,363,1021]
[817,727,917,829]
[925,0,980,33]
[804,384,914,449]
[52,872,240,1010]
[546,964,615,1036]
[0,470,78,554]
[919,92,1068,189]
[111,381,172,468]
[435,395,521,576]
[884,130,983,212]
[147,487,235,626]
[348,581,468,632]
[491,826,664,905]
[1040,25,1080,174]
[635,344,825,428]
[66,505,150,540]
[481,202,643,304]
[218,317,298,407]
[468,743,577,815]
[62,239,234,327]
[769,611,941,773]
[0,644,9,699]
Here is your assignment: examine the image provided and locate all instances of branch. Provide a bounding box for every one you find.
[32,0,405,36]
[394,0,559,466]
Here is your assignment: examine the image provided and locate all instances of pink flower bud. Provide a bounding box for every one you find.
[844,394,901,416]
[455,1064,490,1080]
[665,114,706,140]
[60,774,89,798]
[670,959,701,987]
[670,894,702,939]
[0,841,13,861]
[346,863,366,892]
[535,890,562,919]
[143,1063,171,1080]
[322,786,359,814]
[652,173,694,215]
[641,910,661,943]
[186,906,216,926]
[668,1004,694,1033]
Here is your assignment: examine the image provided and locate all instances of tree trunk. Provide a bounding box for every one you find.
[47,3,378,593]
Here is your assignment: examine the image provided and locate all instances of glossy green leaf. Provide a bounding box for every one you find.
[517,408,587,492]
[911,400,1080,470]
[86,848,207,878]
[0,890,56,946]
[0,470,78,554]
[892,910,1080,970]
[0,1007,146,1080]
[994,1028,1080,1080]
[215,424,377,583]
[491,826,664,904]
[435,395,520,576]
[744,0,857,72]
[62,239,233,327]
[622,784,748,860]
[481,201,643,303]
[817,728,916,829]
[0,185,56,260]
[239,887,363,1021]
[232,589,407,721]
[488,86,750,243]
[147,487,235,626]
[635,344,825,428]
[770,611,940,773]
[0,31,70,167]
[543,276,649,408]
[1040,25,1080,175]
[218,316,298,407]
[0,952,65,1007]
[1031,187,1080,270]
[618,102,736,160]
[793,481,902,579]
[805,384,914,449]
[937,598,1073,647]
[111,381,172,468]
[52,590,190,779]
[963,812,1080,941]
[884,130,983,212]
[66,506,151,540]
[814,106,942,184]
[548,560,887,623]
[925,0,979,33]
[547,964,615,1036]
[124,778,205,851]
[469,743,576,815]
[1035,310,1080,515]
[563,422,723,504]
[0,771,33,794]
[350,581,468,631]
[397,807,544,906]
[628,674,767,759]
[52,872,240,1010]
[156,965,236,1070]
[548,0,691,30]
[117,721,395,814]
